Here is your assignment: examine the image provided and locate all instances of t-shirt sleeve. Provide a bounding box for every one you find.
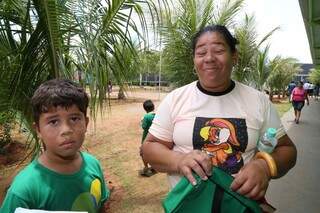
[0,190,30,213]
[97,161,110,205]
[259,94,286,140]
[141,115,149,130]
[149,93,175,142]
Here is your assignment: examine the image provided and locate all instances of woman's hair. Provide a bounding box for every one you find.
[191,25,238,56]
[31,79,89,124]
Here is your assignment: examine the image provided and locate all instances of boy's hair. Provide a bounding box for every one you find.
[143,99,154,113]
[31,79,89,124]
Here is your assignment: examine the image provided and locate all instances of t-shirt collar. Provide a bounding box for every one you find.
[196,80,235,96]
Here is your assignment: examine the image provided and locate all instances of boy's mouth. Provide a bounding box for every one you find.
[60,141,75,147]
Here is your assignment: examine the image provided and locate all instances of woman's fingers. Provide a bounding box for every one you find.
[231,159,270,199]
[180,166,197,185]
[177,150,212,185]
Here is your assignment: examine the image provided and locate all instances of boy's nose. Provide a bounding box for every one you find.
[61,122,73,135]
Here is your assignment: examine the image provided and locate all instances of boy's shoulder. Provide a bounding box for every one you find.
[8,159,41,192]
[144,112,155,118]
[80,152,102,170]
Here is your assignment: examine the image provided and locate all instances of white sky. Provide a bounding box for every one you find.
[243,0,312,63]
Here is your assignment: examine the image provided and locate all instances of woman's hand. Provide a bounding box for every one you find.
[230,159,271,200]
[176,150,212,185]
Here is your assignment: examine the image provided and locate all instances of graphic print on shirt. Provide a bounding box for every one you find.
[193,118,248,174]
[71,178,102,213]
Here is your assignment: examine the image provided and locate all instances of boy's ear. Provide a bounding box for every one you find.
[85,117,89,127]
[32,122,41,139]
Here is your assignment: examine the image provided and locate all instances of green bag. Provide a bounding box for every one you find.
[163,167,262,213]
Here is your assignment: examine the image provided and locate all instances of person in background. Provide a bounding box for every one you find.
[313,83,319,100]
[287,81,296,97]
[290,81,309,124]
[139,99,156,177]
[0,79,109,213]
[142,25,297,212]
[107,80,113,94]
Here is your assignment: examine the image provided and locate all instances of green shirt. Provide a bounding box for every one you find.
[141,112,155,143]
[0,152,109,213]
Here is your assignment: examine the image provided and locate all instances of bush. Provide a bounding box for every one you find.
[0,111,15,153]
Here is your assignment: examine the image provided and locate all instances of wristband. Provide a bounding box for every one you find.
[254,151,278,177]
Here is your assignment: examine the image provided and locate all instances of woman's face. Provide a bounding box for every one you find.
[193,31,237,91]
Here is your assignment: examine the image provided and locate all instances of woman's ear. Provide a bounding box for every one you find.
[232,51,238,66]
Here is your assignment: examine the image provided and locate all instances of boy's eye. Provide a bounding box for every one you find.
[71,116,81,122]
[48,119,58,126]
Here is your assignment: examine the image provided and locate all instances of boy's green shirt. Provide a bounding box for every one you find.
[0,152,109,213]
[141,112,155,143]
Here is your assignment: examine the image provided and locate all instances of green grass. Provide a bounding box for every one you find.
[273,100,292,117]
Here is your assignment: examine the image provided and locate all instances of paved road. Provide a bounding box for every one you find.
[266,99,320,213]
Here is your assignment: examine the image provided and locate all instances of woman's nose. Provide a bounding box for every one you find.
[204,51,215,62]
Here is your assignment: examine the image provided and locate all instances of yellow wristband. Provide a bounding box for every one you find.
[254,151,278,177]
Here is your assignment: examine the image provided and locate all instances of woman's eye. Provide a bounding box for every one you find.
[214,49,225,54]
[196,51,206,56]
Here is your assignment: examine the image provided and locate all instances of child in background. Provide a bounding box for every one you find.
[139,100,156,177]
[0,79,109,213]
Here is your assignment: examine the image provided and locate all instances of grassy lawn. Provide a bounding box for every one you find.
[272,99,292,117]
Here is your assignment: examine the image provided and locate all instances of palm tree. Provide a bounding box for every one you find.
[251,45,271,91]
[0,0,165,152]
[160,0,244,87]
[309,68,320,85]
[233,14,279,84]
[267,56,299,100]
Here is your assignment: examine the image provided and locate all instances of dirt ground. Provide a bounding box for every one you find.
[0,88,170,213]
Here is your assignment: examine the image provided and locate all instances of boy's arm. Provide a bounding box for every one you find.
[0,191,30,212]
[141,115,149,130]
[96,161,110,213]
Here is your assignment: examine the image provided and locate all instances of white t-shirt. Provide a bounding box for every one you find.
[149,81,285,188]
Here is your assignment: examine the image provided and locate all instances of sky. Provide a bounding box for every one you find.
[243,0,312,63]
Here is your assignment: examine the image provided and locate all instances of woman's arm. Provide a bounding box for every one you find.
[230,134,297,200]
[270,134,297,178]
[142,133,212,185]
[305,91,310,105]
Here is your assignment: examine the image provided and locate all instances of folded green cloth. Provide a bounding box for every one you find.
[163,167,262,213]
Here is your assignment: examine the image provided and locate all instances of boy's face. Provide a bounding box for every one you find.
[35,104,89,159]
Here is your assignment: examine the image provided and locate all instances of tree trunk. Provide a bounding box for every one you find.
[118,88,126,100]
[269,90,273,101]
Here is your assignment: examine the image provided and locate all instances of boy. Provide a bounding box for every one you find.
[139,100,156,177]
[0,79,109,213]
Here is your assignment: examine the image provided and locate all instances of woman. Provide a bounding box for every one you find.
[290,81,309,124]
[142,25,296,208]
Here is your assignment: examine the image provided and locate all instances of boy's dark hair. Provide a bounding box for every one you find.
[191,25,238,56]
[143,99,154,113]
[31,79,89,124]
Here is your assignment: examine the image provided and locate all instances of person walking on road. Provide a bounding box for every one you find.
[290,81,309,124]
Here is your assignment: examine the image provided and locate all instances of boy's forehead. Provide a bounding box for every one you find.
[41,104,82,114]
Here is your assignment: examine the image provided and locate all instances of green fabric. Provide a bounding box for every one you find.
[0,152,109,213]
[141,112,155,143]
[163,167,262,213]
